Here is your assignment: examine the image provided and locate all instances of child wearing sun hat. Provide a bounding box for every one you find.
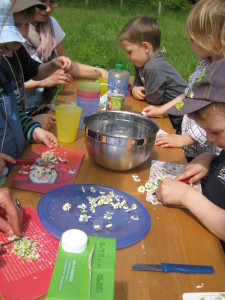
[0,0,72,181]
[155,58,225,250]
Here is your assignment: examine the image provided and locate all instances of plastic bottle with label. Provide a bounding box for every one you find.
[106,63,129,111]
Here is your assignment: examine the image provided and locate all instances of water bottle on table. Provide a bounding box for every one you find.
[106,64,129,111]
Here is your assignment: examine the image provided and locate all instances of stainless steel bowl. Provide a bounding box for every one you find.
[83,111,159,171]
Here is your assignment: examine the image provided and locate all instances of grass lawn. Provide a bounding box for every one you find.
[53,2,199,82]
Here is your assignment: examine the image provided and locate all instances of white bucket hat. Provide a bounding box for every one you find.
[0,0,25,44]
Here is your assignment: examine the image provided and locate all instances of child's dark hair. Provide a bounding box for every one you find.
[13,6,36,21]
[118,16,161,51]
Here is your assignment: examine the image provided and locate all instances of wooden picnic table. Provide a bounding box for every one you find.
[2,79,225,300]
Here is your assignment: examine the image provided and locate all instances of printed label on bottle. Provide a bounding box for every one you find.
[106,93,124,111]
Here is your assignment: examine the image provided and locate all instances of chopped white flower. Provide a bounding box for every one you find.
[58,157,68,163]
[145,182,151,191]
[113,203,121,209]
[131,215,139,221]
[12,236,39,260]
[69,168,76,174]
[115,195,122,202]
[108,191,114,197]
[90,206,96,213]
[87,196,93,202]
[98,199,104,206]
[138,185,145,193]
[123,203,129,210]
[79,214,91,223]
[77,203,87,210]
[63,203,71,211]
[94,225,100,231]
[81,186,86,193]
[90,200,97,207]
[77,203,87,213]
[103,198,110,204]
[132,174,141,182]
[131,204,137,210]
[90,187,96,193]
[22,165,30,168]
[18,170,29,174]
[99,190,105,195]
[104,211,114,220]
[121,200,127,207]
[106,224,112,230]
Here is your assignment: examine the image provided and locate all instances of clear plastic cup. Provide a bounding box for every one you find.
[76,82,101,129]
[55,103,81,143]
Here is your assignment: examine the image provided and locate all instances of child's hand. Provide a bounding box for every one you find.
[176,152,216,183]
[53,56,72,73]
[40,69,73,88]
[32,127,58,148]
[32,114,56,131]
[132,86,146,100]
[0,153,16,172]
[155,134,184,148]
[142,104,165,117]
[155,178,198,207]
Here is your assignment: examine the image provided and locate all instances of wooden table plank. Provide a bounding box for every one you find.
[2,79,225,300]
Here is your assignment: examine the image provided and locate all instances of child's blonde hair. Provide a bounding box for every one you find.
[190,103,225,122]
[118,16,161,51]
[185,0,225,58]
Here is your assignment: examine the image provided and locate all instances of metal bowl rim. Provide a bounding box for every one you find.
[83,110,160,140]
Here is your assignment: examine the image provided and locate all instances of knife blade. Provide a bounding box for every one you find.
[15,158,36,165]
[0,237,23,247]
[7,158,36,166]
[131,263,214,274]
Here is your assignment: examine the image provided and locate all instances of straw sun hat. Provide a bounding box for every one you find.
[12,0,47,13]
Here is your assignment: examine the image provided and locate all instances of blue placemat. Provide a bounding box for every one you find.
[37,184,151,249]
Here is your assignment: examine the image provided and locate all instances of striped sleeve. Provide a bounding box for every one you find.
[19,108,42,141]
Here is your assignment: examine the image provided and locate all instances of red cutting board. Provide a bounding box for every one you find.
[0,206,59,300]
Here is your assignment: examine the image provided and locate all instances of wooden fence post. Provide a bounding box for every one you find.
[158,1,162,15]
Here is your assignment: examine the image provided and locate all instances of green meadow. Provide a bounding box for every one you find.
[53,1,198,81]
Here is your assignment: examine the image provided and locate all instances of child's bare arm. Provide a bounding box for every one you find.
[156,178,225,241]
[142,93,185,117]
[33,56,72,81]
[25,70,73,91]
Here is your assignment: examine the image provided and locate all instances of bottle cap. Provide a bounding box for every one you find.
[115,63,123,70]
[62,229,88,253]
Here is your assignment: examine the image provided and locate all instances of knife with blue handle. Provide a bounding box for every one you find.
[131,263,214,274]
